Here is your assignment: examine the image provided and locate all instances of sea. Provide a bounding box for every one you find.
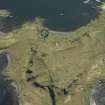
[0,0,103,32]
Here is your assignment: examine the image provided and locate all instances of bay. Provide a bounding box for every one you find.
[0,0,102,31]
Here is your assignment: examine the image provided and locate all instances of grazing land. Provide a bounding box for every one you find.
[0,9,105,105]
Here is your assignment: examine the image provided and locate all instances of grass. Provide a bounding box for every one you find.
[0,9,10,17]
[0,9,105,105]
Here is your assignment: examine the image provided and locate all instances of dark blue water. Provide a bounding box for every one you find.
[0,53,8,72]
[0,0,102,31]
[0,52,19,105]
[0,78,19,105]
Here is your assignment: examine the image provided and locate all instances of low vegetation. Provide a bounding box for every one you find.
[0,9,105,105]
